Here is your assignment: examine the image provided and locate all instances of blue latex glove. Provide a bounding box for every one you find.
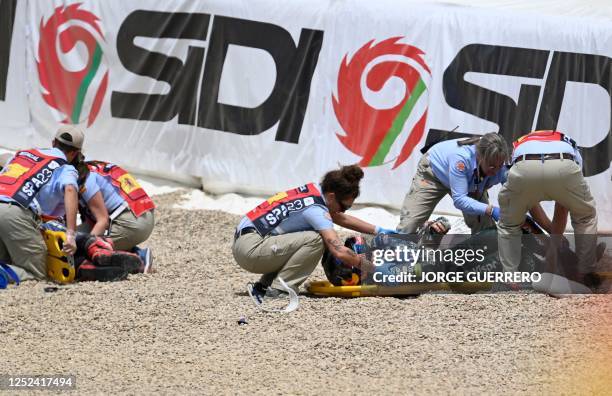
[491,206,501,222]
[375,226,396,235]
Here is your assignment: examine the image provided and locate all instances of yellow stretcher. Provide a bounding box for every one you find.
[41,228,75,284]
[308,273,612,297]
[306,280,489,297]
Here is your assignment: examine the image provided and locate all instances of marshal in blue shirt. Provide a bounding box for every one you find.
[428,139,507,216]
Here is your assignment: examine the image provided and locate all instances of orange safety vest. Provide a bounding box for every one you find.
[0,149,67,208]
[86,161,155,217]
[246,183,327,236]
[513,130,576,149]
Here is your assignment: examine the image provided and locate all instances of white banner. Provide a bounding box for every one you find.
[0,0,35,148]
[7,0,612,228]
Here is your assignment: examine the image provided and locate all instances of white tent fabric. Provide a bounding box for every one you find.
[1,0,611,230]
[430,0,612,19]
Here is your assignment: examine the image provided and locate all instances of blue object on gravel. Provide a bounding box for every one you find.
[0,261,20,288]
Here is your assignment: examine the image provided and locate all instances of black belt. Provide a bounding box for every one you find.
[234,226,259,241]
[514,153,575,164]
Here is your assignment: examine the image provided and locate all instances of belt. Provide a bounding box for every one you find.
[109,202,128,221]
[514,153,575,164]
[234,226,259,241]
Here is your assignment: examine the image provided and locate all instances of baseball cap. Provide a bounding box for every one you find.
[54,125,84,149]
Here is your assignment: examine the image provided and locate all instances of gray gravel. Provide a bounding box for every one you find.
[0,190,610,395]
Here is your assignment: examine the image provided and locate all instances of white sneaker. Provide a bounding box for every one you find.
[247,282,266,306]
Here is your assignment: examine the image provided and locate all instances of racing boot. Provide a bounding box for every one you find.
[85,236,142,274]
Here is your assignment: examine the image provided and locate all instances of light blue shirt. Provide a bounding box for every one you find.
[0,148,77,217]
[428,139,507,216]
[237,184,334,235]
[512,139,582,166]
[81,172,125,212]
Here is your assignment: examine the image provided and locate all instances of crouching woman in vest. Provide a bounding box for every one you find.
[233,165,394,301]
[0,126,83,281]
[75,158,155,268]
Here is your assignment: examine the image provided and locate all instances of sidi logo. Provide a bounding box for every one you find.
[37,3,109,126]
[112,11,323,144]
[0,0,17,101]
[436,44,612,177]
[333,38,430,169]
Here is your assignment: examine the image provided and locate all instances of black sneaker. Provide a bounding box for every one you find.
[247,282,267,306]
[264,287,289,299]
[262,285,298,313]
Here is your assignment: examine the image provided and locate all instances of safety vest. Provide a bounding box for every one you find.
[0,149,67,209]
[246,183,327,236]
[513,130,576,149]
[86,161,155,217]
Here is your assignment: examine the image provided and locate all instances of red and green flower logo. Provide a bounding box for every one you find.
[37,3,108,126]
[333,37,430,169]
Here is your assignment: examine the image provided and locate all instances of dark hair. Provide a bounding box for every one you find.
[53,138,80,154]
[71,153,89,188]
[320,164,364,201]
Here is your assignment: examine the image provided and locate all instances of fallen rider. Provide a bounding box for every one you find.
[42,221,150,283]
[322,217,451,287]
[321,217,608,294]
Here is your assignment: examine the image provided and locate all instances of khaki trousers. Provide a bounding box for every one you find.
[79,209,155,251]
[398,154,495,234]
[232,230,324,292]
[497,159,597,272]
[0,203,47,280]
